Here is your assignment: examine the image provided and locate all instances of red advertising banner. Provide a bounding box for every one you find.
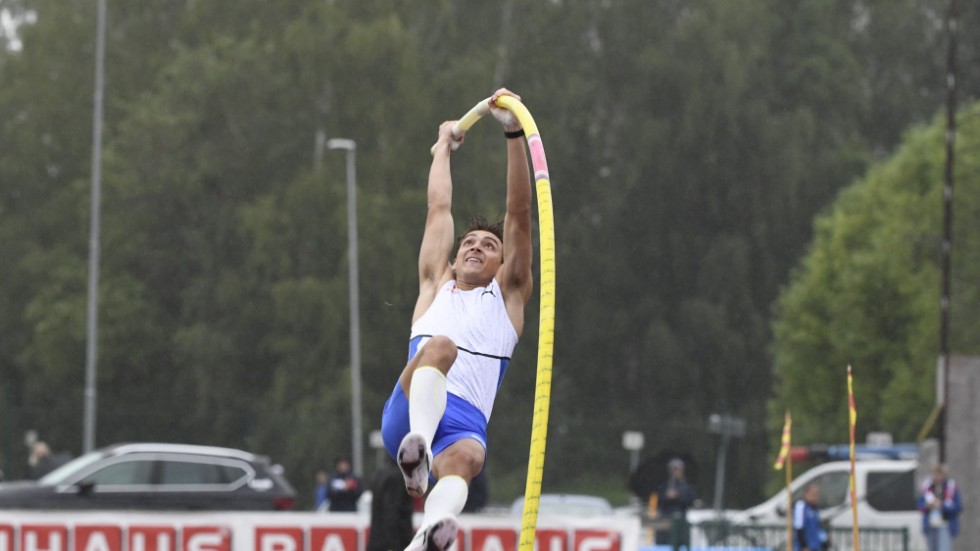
[0,525,13,551]
[21,524,69,551]
[255,527,304,551]
[535,528,570,551]
[74,525,122,551]
[0,512,640,551]
[310,526,359,551]
[183,525,231,551]
[573,529,621,551]
[130,525,177,551]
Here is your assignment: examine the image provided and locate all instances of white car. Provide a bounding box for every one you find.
[511,494,613,517]
[686,459,923,550]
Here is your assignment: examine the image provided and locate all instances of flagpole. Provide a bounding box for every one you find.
[774,410,793,551]
[785,431,793,551]
[848,366,860,551]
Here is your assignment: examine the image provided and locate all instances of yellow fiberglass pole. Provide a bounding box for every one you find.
[496,95,556,551]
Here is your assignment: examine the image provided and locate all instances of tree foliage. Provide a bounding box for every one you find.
[771,101,980,446]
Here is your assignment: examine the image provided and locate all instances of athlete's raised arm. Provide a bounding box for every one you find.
[490,89,534,333]
[414,121,460,322]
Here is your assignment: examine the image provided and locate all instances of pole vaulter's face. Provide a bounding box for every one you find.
[453,230,503,284]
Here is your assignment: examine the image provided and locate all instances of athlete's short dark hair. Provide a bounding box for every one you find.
[452,214,503,257]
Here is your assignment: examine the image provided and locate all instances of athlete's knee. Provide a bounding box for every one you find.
[455,447,484,478]
[420,335,458,369]
[435,443,485,480]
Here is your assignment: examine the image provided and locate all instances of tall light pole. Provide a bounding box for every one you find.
[937,0,958,464]
[326,138,363,476]
[83,0,107,454]
[621,431,644,476]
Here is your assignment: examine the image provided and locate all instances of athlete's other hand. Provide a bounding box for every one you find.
[489,88,521,132]
[437,120,463,152]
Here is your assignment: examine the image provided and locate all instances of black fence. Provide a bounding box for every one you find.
[649,519,910,551]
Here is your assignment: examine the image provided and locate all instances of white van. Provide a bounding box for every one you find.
[687,460,924,550]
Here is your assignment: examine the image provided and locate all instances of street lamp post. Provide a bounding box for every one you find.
[708,413,746,512]
[83,0,108,454]
[622,430,645,476]
[326,138,363,477]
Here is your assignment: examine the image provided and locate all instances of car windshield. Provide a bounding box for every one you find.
[38,451,105,485]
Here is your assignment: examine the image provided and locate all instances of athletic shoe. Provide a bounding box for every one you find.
[397,432,431,498]
[404,515,458,551]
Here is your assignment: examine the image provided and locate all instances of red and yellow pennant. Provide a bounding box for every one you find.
[773,410,792,470]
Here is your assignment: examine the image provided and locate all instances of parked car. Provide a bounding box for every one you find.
[0,442,296,511]
[510,494,614,517]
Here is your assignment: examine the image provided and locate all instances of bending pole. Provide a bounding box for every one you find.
[434,95,556,551]
[499,95,556,551]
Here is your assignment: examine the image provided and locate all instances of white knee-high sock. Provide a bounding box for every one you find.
[422,475,468,526]
[409,366,447,450]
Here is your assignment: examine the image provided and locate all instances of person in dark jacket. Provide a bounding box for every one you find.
[655,458,696,547]
[327,456,364,512]
[793,483,827,551]
[917,464,963,551]
[462,473,488,513]
[27,442,70,480]
[367,461,415,551]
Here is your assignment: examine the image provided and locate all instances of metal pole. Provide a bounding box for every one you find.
[938,0,958,463]
[708,414,743,512]
[326,139,363,476]
[713,427,730,511]
[83,0,107,454]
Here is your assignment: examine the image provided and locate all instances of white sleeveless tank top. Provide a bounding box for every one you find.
[410,278,519,421]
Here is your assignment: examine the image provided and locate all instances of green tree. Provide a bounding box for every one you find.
[771,101,980,447]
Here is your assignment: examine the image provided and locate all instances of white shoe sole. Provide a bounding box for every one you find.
[406,516,457,551]
[397,432,431,498]
[425,516,458,551]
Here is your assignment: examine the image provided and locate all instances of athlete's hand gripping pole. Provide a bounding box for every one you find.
[429,98,492,156]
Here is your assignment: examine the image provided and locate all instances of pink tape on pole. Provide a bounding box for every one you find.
[528,135,549,180]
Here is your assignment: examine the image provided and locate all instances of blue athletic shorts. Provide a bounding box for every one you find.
[380,382,488,469]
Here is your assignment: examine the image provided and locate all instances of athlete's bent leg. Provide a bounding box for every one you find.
[432,438,485,482]
[398,335,458,393]
[406,440,484,551]
[397,336,458,498]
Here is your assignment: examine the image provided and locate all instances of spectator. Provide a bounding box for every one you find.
[917,464,962,551]
[27,442,69,480]
[462,473,488,513]
[793,483,827,551]
[327,456,364,512]
[314,469,330,511]
[367,461,415,551]
[656,458,696,548]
